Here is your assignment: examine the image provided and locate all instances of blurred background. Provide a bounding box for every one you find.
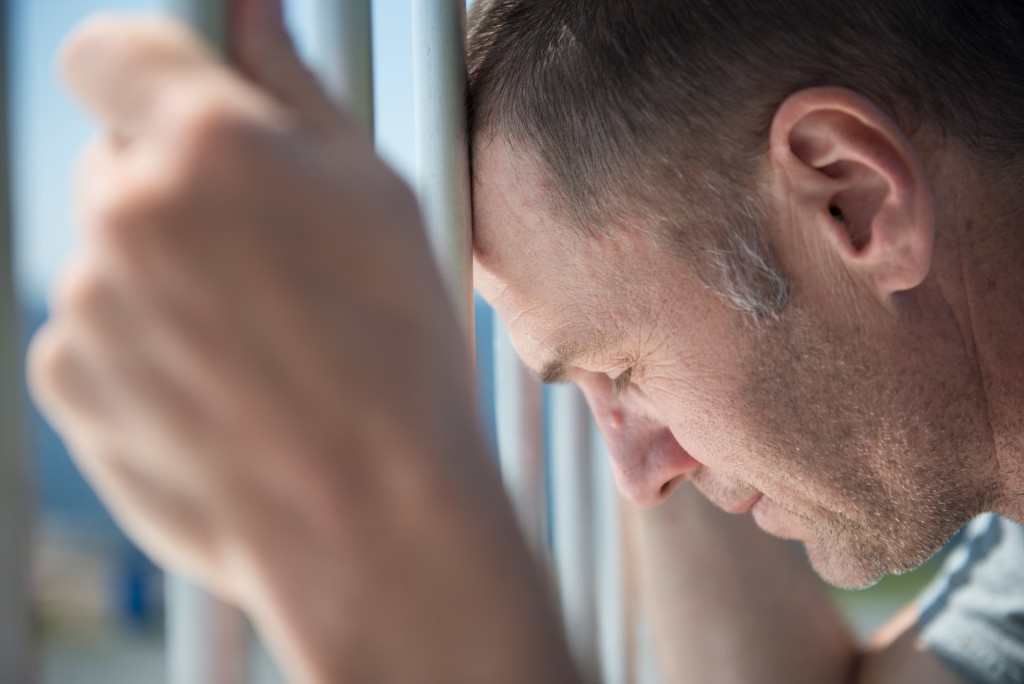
[6,0,944,681]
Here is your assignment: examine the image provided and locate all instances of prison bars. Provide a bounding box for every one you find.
[493,342,634,684]
[165,579,249,684]
[594,433,629,684]
[411,3,638,681]
[308,0,374,137]
[411,3,633,679]
[493,318,548,555]
[0,0,34,681]
[413,0,473,343]
[551,385,600,678]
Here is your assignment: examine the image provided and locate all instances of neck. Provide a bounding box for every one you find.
[932,146,1024,520]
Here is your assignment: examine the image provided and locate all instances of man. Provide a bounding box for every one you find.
[468,1,1024,681]
[28,0,1024,682]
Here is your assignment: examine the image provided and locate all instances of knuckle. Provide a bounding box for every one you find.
[175,94,232,147]
[26,324,77,409]
[49,258,108,316]
[78,170,153,255]
[127,93,261,222]
[169,92,255,173]
[78,143,204,257]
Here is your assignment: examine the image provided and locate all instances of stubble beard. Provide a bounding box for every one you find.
[735,304,992,589]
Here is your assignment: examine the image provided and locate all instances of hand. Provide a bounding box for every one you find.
[28,2,575,682]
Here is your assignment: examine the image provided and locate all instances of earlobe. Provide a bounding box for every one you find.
[769,87,936,298]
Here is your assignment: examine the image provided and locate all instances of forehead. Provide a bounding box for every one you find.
[471,136,668,369]
[472,136,579,279]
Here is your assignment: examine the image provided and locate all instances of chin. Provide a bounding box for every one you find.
[805,542,888,589]
[803,529,947,590]
[792,495,971,590]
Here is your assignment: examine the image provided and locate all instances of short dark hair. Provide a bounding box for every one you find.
[467,0,1024,319]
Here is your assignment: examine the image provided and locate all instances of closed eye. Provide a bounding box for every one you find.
[612,367,633,395]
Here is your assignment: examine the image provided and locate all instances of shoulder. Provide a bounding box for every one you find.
[918,513,1024,684]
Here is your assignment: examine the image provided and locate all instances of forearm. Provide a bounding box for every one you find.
[630,485,857,684]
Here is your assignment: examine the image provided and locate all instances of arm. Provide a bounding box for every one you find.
[629,485,963,684]
[28,3,580,682]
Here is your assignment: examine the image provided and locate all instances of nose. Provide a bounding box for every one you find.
[578,375,700,508]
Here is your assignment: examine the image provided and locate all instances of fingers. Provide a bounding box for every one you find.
[31,257,134,436]
[62,7,364,165]
[228,0,361,140]
[60,14,229,142]
[27,320,112,437]
[36,253,205,465]
[65,440,229,597]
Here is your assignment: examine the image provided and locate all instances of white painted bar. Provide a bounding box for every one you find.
[493,316,548,555]
[162,3,249,683]
[550,384,598,680]
[165,0,225,48]
[0,1,33,680]
[167,578,250,684]
[593,431,627,684]
[634,610,664,684]
[412,0,473,340]
[307,0,373,136]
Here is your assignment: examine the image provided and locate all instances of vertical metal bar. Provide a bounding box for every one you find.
[493,316,547,555]
[634,611,664,684]
[0,1,33,680]
[550,385,598,680]
[593,432,627,684]
[167,579,250,684]
[165,0,226,48]
[162,3,249,683]
[412,0,473,341]
[307,0,373,136]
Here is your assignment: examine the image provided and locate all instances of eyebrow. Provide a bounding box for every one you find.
[539,361,568,385]
[537,332,620,385]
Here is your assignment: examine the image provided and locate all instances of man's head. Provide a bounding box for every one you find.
[469,0,1024,317]
[468,0,1024,588]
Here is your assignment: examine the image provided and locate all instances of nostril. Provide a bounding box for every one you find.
[659,475,685,500]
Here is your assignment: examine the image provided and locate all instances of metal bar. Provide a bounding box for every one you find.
[593,432,627,684]
[307,0,373,136]
[550,384,598,680]
[167,578,250,684]
[165,0,226,49]
[0,1,34,680]
[493,315,547,555]
[412,0,473,341]
[161,4,249,683]
[634,610,664,684]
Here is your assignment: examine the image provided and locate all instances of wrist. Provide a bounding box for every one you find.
[228,432,580,684]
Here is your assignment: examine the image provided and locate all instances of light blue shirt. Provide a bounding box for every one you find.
[919,513,1024,684]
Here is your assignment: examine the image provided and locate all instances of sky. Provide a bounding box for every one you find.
[9,0,420,305]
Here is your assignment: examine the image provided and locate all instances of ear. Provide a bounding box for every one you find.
[768,87,936,298]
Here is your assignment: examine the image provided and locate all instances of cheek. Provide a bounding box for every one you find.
[645,379,755,474]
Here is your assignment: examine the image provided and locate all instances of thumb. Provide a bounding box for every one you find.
[228,0,360,141]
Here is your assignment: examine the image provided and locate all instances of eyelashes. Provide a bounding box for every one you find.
[612,367,633,394]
